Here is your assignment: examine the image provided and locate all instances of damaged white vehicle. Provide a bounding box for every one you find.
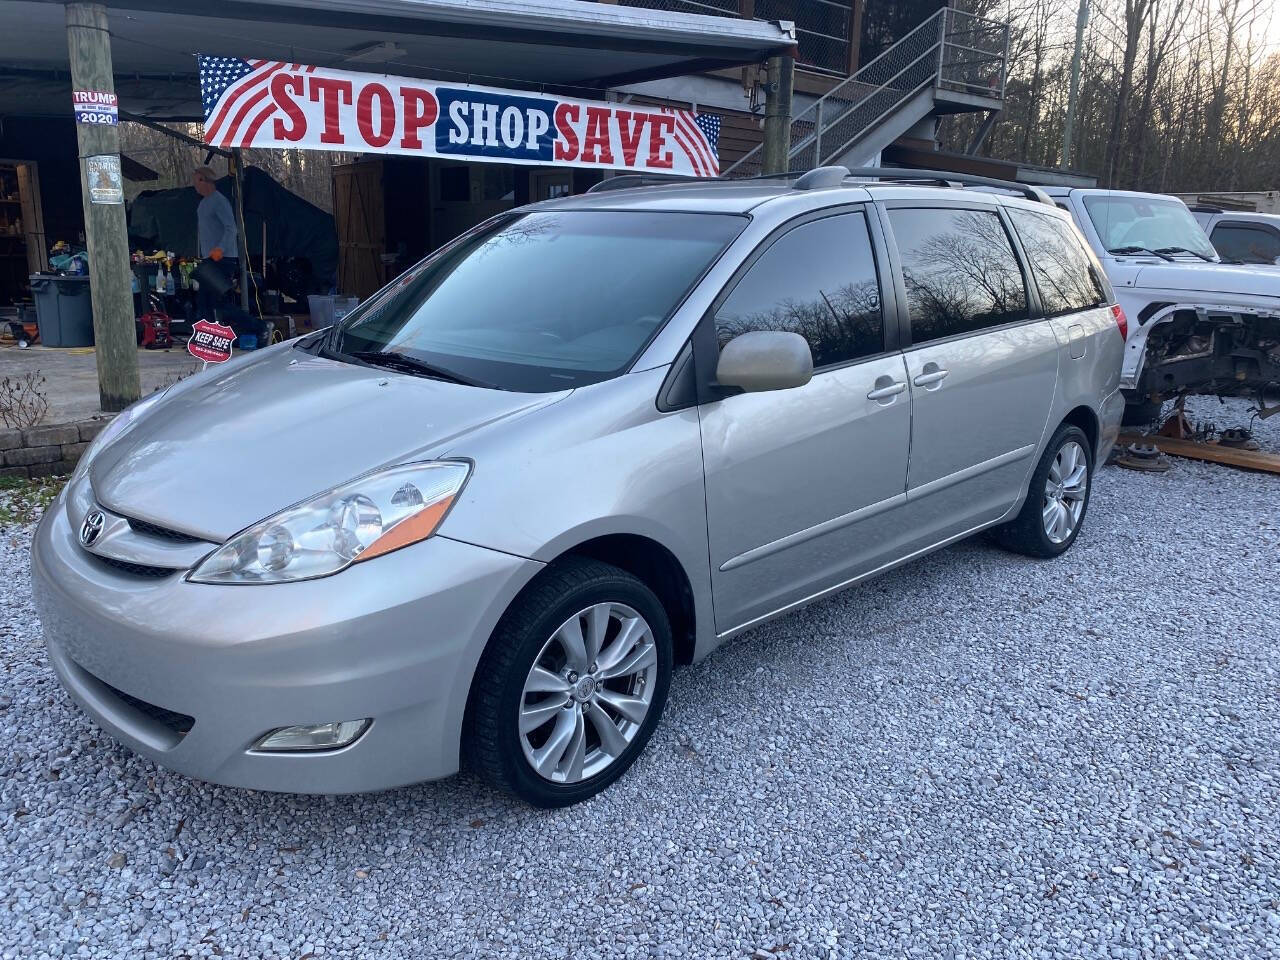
[1046,188,1280,423]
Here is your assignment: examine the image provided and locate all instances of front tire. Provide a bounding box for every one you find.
[992,424,1093,559]
[464,558,672,807]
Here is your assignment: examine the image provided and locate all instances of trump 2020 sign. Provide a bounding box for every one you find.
[198,56,722,176]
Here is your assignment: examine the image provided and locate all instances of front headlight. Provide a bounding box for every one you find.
[188,461,470,584]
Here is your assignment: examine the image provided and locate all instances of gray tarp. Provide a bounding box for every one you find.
[128,166,337,284]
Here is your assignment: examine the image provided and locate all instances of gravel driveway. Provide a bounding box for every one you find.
[1,398,1277,960]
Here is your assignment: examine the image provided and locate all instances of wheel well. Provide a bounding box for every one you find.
[557,534,697,666]
[1062,405,1099,458]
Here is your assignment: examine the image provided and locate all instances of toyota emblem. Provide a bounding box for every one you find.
[79,510,105,548]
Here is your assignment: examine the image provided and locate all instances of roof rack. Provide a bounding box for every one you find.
[585,171,801,194]
[586,174,693,193]
[1188,203,1224,213]
[584,166,1054,205]
[808,166,1054,205]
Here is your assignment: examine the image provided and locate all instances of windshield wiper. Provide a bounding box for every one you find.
[1155,245,1215,262]
[348,350,491,388]
[1108,245,1175,261]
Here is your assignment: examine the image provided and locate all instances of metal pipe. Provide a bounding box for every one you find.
[813,98,824,167]
[231,148,250,312]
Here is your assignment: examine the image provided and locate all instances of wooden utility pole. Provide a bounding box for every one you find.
[1060,0,1089,169]
[66,1,139,411]
[761,55,795,176]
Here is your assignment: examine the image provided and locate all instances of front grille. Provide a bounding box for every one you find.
[91,554,181,579]
[126,516,203,544]
[99,680,194,738]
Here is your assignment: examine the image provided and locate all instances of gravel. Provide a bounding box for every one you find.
[1,396,1277,960]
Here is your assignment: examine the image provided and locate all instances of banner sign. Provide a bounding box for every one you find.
[198,56,722,176]
[73,90,118,125]
[188,319,236,364]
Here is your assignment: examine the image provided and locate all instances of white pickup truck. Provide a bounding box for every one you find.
[1045,188,1280,423]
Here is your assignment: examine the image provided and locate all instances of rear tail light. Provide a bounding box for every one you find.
[1111,304,1129,341]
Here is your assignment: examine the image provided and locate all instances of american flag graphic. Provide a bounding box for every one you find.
[198,55,314,148]
[664,108,722,176]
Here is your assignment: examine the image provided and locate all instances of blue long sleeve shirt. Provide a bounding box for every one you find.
[197,190,239,259]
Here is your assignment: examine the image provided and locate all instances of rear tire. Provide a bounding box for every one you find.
[992,424,1093,559]
[464,557,672,808]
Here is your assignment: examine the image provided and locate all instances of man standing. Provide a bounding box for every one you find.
[192,165,238,322]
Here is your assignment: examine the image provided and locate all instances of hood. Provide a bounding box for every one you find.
[1129,261,1280,302]
[91,346,565,540]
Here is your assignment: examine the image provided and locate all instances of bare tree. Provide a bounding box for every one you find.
[943,0,1280,192]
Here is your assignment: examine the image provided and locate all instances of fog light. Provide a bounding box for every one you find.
[253,719,371,752]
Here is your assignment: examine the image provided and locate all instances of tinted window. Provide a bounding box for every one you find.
[1212,224,1280,264]
[332,210,744,392]
[889,208,1029,343]
[1009,208,1108,316]
[714,212,884,367]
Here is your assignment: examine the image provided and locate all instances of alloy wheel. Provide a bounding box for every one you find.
[1042,439,1088,544]
[518,602,658,784]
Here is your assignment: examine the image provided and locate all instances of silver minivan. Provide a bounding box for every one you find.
[33,168,1126,807]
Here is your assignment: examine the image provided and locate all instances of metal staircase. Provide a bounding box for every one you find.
[725,8,1009,177]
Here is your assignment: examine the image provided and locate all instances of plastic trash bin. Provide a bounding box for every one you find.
[29,274,94,347]
[333,296,359,321]
[307,294,334,329]
[308,294,360,330]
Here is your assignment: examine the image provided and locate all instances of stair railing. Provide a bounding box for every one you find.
[724,8,1008,177]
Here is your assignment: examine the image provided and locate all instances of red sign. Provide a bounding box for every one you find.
[188,319,236,364]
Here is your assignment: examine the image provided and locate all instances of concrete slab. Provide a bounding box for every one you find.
[0,345,201,423]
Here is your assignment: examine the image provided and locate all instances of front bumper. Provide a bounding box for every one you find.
[32,494,541,793]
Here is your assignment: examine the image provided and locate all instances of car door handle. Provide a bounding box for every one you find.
[866,381,907,401]
[913,368,949,387]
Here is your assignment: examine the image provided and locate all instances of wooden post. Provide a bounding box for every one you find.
[65,2,138,411]
[761,55,795,175]
[848,0,865,75]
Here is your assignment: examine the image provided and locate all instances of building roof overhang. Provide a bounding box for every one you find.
[1,0,797,119]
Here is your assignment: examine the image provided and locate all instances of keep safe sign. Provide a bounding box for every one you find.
[188,320,236,364]
[198,56,721,177]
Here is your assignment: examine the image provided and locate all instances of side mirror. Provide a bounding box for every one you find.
[715,331,813,393]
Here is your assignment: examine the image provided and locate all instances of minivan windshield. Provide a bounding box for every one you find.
[326,210,745,392]
[1083,195,1218,260]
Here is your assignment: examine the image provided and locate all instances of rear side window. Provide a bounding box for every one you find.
[889,208,1028,344]
[1009,208,1108,316]
[714,211,884,367]
[1212,224,1280,264]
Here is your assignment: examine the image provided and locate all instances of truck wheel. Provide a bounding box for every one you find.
[465,558,672,808]
[993,424,1093,559]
